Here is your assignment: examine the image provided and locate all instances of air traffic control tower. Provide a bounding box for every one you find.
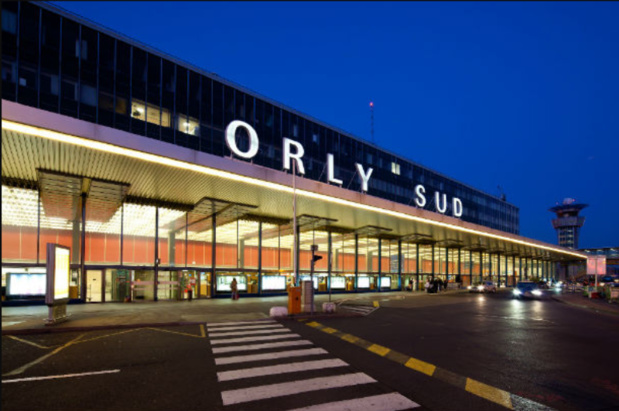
[550,198,588,249]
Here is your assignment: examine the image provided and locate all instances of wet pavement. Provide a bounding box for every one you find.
[2,288,618,335]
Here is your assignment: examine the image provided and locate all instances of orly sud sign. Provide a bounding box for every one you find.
[225,120,463,218]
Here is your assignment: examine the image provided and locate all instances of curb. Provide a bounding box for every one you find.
[1,312,364,336]
[551,296,619,317]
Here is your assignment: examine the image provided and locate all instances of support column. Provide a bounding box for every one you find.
[398,240,402,290]
[79,194,86,301]
[168,231,175,267]
[154,206,159,301]
[354,234,359,291]
[211,213,216,294]
[257,222,262,295]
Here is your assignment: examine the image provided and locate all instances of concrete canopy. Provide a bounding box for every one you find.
[2,100,586,263]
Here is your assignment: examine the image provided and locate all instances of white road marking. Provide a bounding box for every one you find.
[217,359,348,382]
[2,321,24,328]
[215,347,328,365]
[221,372,376,405]
[207,323,283,332]
[208,320,277,328]
[210,333,300,345]
[285,392,420,411]
[2,369,120,384]
[212,339,312,354]
[209,328,289,338]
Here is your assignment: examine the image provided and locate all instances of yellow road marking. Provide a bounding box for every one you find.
[373,301,380,308]
[200,324,206,338]
[466,378,513,409]
[405,357,436,377]
[368,344,391,356]
[341,334,359,343]
[145,327,205,338]
[3,333,85,377]
[74,329,138,344]
[7,335,55,350]
[302,320,520,410]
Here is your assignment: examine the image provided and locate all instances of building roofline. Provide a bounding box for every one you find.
[38,1,516,207]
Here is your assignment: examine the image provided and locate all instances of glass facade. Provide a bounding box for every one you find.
[2,2,519,235]
[1,181,559,301]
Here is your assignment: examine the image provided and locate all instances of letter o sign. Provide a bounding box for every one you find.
[225,120,259,159]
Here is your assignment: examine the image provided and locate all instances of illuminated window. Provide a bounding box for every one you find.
[131,99,171,127]
[391,162,400,175]
[177,115,199,136]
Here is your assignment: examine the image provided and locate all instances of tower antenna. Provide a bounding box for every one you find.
[370,101,374,144]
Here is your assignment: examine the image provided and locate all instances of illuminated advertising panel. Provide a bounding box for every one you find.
[380,276,392,288]
[262,276,287,291]
[331,276,346,289]
[9,273,46,295]
[45,244,71,305]
[358,276,370,288]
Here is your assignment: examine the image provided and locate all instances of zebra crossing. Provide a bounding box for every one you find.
[338,304,378,316]
[207,319,420,410]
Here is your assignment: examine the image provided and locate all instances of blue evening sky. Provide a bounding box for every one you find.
[52,1,619,249]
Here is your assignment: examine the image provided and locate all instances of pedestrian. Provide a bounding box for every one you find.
[424,279,431,293]
[230,278,238,300]
[187,285,193,301]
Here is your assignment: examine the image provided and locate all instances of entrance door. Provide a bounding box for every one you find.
[86,270,103,302]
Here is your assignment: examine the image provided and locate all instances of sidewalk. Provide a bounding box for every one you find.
[551,290,619,317]
[1,292,395,335]
[3,289,617,336]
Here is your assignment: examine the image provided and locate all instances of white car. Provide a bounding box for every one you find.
[468,281,497,293]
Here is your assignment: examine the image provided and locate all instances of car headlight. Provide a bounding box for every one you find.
[467,286,473,290]
[477,286,484,291]
[532,290,542,296]
[513,289,522,295]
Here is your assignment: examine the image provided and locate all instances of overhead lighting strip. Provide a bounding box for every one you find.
[2,120,587,260]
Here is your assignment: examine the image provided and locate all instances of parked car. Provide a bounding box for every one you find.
[467,281,497,293]
[600,275,619,286]
[513,281,543,299]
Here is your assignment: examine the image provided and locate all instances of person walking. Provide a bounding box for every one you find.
[230,278,238,300]
[424,279,431,293]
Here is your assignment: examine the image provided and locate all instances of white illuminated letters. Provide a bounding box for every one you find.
[414,185,426,207]
[225,120,259,159]
[283,138,305,175]
[355,164,373,192]
[221,119,465,217]
[435,192,447,213]
[327,154,343,185]
[453,197,463,217]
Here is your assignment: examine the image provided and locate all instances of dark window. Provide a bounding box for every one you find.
[146,53,161,139]
[223,85,235,125]
[1,2,18,100]
[17,2,39,107]
[130,47,147,135]
[97,34,115,127]
[79,26,98,122]
[39,9,61,112]
[114,41,131,131]
[212,80,224,129]
[161,59,175,143]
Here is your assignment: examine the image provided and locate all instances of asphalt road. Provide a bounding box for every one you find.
[2,291,618,411]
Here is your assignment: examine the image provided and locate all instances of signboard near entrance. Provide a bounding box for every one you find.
[45,243,71,325]
[587,256,606,275]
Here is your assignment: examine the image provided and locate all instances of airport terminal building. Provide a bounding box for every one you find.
[1,2,586,303]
